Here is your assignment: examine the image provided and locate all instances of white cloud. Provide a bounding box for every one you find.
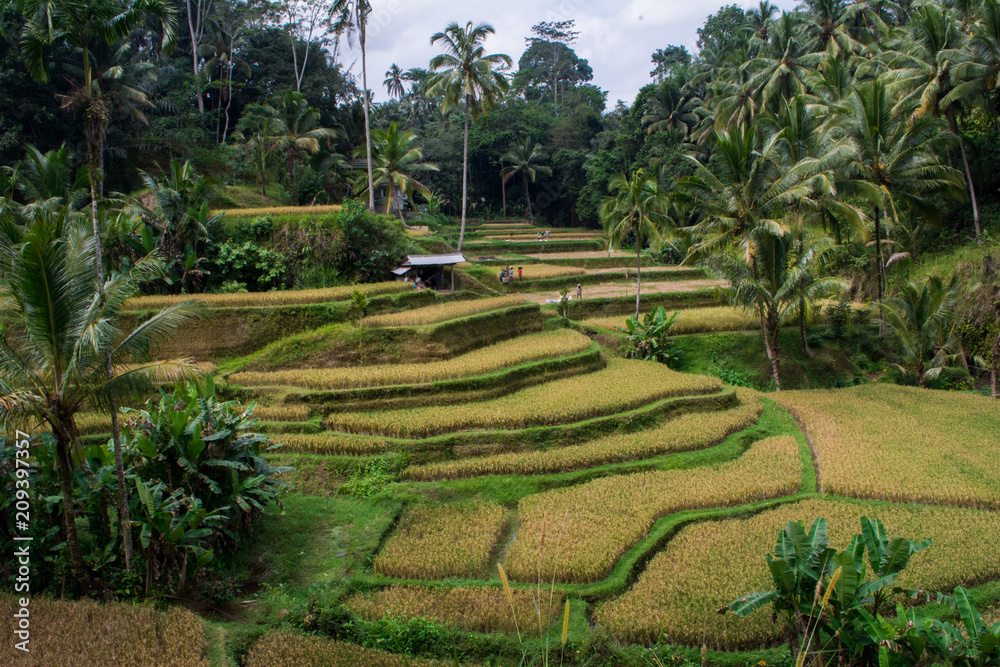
[344,0,797,108]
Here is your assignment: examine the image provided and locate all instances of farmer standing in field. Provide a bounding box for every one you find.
[576,283,583,300]
[518,267,523,281]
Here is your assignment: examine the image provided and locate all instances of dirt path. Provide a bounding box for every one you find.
[521,278,724,303]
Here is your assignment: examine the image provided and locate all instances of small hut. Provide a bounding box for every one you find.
[392,253,466,291]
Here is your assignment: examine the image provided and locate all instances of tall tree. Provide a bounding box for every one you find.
[332,0,374,210]
[186,0,212,113]
[599,169,670,317]
[281,0,333,93]
[427,21,511,251]
[384,63,404,98]
[354,121,438,219]
[500,140,552,222]
[881,275,962,387]
[0,210,202,589]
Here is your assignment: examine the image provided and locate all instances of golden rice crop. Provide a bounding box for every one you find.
[325,359,721,438]
[229,330,592,390]
[213,204,342,219]
[243,631,455,667]
[402,389,761,480]
[364,296,527,327]
[125,281,407,311]
[505,435,801,584]
[596,498,1000,649]
[0,594,209,666]
[774,384,1000,508]
[375,503,507,579]
[74,411,112,435]
[273,432,389,455]
[580,306,759,334]
[247,404,311,421]
[346,585,562,635]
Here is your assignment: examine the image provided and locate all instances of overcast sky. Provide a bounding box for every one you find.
[341,0,798,108]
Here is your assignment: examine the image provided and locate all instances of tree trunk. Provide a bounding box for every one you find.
[501,176,506,218]
[458,99,470,252]
[874,206,884,338]
[950,108,982,245]
[54,426,90,590]
[635,236,642,318]
[361,33,375,212]
[221,56,234,143]
[187,0,205,113]
[523,173,532,222]
[800,296,810,358]
[107,357,132,571]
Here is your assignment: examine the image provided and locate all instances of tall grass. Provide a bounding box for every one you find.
[212,204,342,219]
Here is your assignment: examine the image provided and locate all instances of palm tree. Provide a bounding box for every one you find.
[17,0,176,288]
[744,13,813,111]
[599,169,670,317]
[704,228,843,391]
[272,90,341,191]
[332,0,375,210]
[384,64,405,98]
[353,122,438,219]
[839,81,963,314]
[642,79,701,140]
[15,145,88,208]
[202,15,251,144]
[0,210,203,586]
[883,2,983,244]
[880,275,962,388]
[500,141,552,222]
[427,21,512,252]
[673,124,814,264]
[948,0,1000,133]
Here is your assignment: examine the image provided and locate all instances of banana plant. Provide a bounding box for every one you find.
[726,517,931,665]
[858,588,1000,666]
[616,306,681,365]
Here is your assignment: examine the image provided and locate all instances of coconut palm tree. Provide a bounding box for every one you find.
[703,228,843,390]
[14,145,88,208]
[353,122,438,219]
[427,21,511,252]
[880,275,962,387]
[838,81,963,313]
[332,0,374,210]
[0,209,203,587]
[599,169,670,317]
[202,15,251,144]
[16,0,176,287]
[642,79,701,140]
[500,141,552,222]
[384,64,405,99]
[883,2,983,244]
[271,90,341,191]
[948,0,1000,133]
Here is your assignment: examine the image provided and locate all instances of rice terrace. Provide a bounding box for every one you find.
[4,1,1000,666]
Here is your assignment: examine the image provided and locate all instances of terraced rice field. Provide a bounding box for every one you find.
[126,281,407,310]
[324,359,721,437]
[596,498,1000,648]
[505,436,802,583]
[402,389,762,479]
[229,330,592,389]
[347,586,563,635]
[0,594,209,666]
[244,632,457,667]
[364,296,527,327]
[774,385,1000,508]
[521,279,722,303]
[374,503,507,579]
[580,306,759,334]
